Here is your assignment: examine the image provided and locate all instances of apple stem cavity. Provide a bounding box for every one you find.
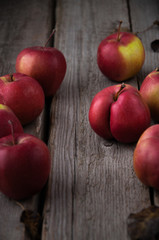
[9,74,14,82]
[117,20,123,42]
[113,82,125,101]
[44,29,56,47]
[8,120,15,145]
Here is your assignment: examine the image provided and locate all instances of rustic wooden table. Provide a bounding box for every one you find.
[0,0,159,239]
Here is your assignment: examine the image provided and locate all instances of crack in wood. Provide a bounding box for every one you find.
[126,0,133,32]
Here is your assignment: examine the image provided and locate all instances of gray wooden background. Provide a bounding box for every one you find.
[0,0,159,239]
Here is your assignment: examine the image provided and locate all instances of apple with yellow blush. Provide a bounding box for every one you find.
[97,21,145,82]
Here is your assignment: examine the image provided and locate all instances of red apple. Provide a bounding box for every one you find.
[0,104,23,138]
[0,73,45,125]
[89,83,150,143]
[133,124,159,190]
[0,132,51,200]
[15,31,67,97]
[140,68,159,122]
[97,21,145,82]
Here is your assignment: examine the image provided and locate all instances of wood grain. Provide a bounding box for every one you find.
[42,0,152,239]
[0,0,158,239]
[129,0,159,82]
[0,0,54,239]
[129,0,159,207]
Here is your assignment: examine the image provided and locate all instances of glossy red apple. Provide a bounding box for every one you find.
[97,21,145,82]
[140,68,159,122]
[0,132,51,200]
[89,83,150,143]
[0,104,23,138]
[15,31,67,97]
[0,73,45,125]
[133,124,159,190]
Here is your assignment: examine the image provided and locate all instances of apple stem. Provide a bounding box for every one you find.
[113,82,125,101]
[8,120,15,145]
[117,20,123,42]
[155,67,159,72]
[16,201,25,210]
[136,20,159,35]
[44,29,56,47]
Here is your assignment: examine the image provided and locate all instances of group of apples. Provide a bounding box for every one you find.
[0,33,67,200]
[89,21,159,191]
[1,21,159,200]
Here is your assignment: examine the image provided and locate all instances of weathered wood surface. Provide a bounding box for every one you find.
[0,0,158,240]
[129,0,159,207]
[43,0,159,240]
[0,0,54,239]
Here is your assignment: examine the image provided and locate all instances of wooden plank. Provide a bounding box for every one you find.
[129,0,159,80]
[0,0,54,239]
[42,0,151,239]
[128,0,159,206]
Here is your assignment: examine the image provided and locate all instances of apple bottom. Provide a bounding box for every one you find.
[89,84,150,143]
[134,137,159,190]
[0,134,51,200]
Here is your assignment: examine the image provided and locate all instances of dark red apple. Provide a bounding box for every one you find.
[89,83,150,143]
[0,73,45,125]
[0,132,51,200]
[97,21,145,82]
[15,31,67,97]
[134,124,159,190]
[0,104,23,137]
